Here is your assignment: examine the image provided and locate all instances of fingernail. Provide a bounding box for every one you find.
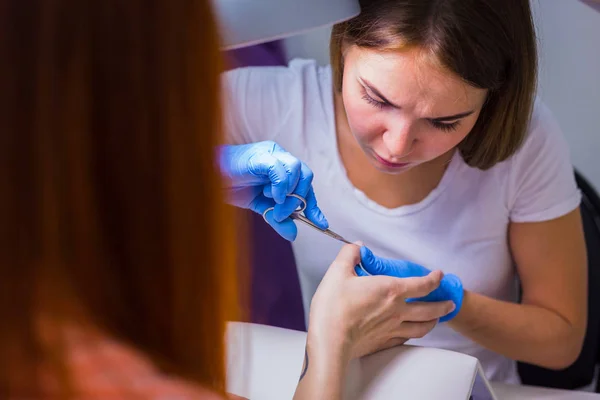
[449,303,456,312]
[354,240,364,246]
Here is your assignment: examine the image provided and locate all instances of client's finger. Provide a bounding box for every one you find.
[395,320,438,339]
[403,300,456,322]
[368,337,409,356]
[330,243,361,275]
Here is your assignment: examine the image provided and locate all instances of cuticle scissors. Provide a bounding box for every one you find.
[262,193,371,276]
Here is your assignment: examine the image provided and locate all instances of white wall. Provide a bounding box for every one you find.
[531,0,600,190]
[284,26,332,66]
[283,0,600,190]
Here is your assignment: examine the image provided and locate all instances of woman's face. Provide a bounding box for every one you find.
[341,45,488,174]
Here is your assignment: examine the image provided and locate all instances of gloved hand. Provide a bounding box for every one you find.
[356,247,463,322]
[218,141,328,241]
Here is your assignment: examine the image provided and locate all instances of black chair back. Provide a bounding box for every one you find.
[517,170,600,392]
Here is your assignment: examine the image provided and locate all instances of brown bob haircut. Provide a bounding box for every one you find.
[330,0,538,170]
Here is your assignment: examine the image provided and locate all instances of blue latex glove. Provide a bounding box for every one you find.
[356,247,463,322]
[218,141,328,241]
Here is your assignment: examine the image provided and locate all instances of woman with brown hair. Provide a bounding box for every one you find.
[1,0,454,398]
[223,0,588,385]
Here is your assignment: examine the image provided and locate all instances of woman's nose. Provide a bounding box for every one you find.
[382,120,415,159]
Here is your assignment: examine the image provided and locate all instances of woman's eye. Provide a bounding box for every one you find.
[430,119,460,132]
[361,91,386,109]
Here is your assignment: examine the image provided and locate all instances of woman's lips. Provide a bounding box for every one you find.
[373,152,410,168]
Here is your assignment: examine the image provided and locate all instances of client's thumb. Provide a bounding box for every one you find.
[332,243,361,275]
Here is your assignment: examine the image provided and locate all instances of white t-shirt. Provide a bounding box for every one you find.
[222,58,581,384]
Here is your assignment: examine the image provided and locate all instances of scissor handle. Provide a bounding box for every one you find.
[262,193,307,224]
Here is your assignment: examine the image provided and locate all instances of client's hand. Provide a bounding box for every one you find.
[294,244,454,400]
[308,244,455,360]
[357,247,464,322]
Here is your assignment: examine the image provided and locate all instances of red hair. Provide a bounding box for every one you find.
[1,0,240,396]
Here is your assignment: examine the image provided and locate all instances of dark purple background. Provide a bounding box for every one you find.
[226,42,306,332]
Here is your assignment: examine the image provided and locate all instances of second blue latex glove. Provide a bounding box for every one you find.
[218,141,328,241]
[356,247,463,322]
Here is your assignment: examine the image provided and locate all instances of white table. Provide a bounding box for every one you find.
[226,322,600,400]
[490,382,600,399]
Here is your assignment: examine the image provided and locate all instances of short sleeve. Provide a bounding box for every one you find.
[221,65,298,145]
[508,100,581,223]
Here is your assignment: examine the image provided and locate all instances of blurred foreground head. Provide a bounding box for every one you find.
[1,0,239,396]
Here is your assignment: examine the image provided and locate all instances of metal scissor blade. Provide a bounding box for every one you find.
[322,229,353,245]
[291,212,352,245]
[291,212,371,275]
